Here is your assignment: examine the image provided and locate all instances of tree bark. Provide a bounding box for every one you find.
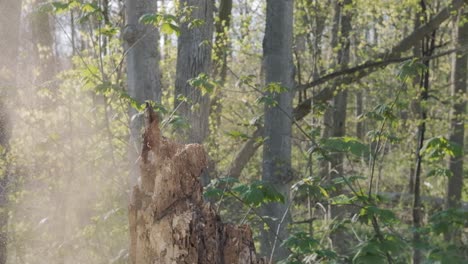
[128,105,264,264]
[174,0,214,144]
[0,0,23,262]
[123,0,162,186]
[260,0,294,261]
[211,0,233,132]
[446,8,467,215]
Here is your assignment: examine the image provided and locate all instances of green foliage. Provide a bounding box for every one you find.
[320,137,370,158]
[188,73,218,96]
[204,178,285,207]
[139,13,180,36]
[421,136,463,161]
[397,59,428,82]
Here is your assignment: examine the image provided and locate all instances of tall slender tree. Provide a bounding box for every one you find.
[261,0,294,261]
[123,0,162,186]
[320,0,352,181]
[174,0,214,144]
[0,0,23,262]
[446,10,467,212]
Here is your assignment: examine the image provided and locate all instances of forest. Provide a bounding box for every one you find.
[0,0,466,263]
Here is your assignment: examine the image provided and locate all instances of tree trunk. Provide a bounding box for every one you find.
[128,105,265,264]
[321,0,352,255]
[0,0,23,262]
[412,2,435,262]
[321,0,352,181]
[446,8,467,218]
[260,0,294,261]
[174,0,214,144]
[211,0,232,132]
[123,0,162,186]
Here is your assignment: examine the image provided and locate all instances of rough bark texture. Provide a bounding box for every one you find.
[123,0,161,104]
[129,105,264,264]
[0,0,22,262]
[124,0,162,186]
[260,0,294,261]
[446,10,467,210]
[174,0,214,144]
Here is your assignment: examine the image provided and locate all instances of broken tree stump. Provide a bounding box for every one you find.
[128,104,264,264]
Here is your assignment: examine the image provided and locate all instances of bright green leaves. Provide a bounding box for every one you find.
[139,5,208,36]
[421,136,463,161]
[225,130,250,141]
[292,177,329,199]
[188,73,218,96]
[204,178,285,208]
[49,1,104,23]
[256,82,290,107]
[139,13,180,36]
[264,82,289,94]
[49,1,81,14]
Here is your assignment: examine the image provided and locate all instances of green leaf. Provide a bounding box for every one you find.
[225,130,250,141]
[330,194,356,205]
[398,59,427,81]
[188,73,217,96]
[161,23,180,36]
[256,95,278,107]
[421,136,463,160]
[321,137,370,158]
[231,181,284,207]
[263,82,289,94]
[139,13,160,25]
[359,206,397,224]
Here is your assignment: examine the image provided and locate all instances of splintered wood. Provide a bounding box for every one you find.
[129,105,264,264]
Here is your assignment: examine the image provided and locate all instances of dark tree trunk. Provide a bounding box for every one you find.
[123,0,162,186]
[174,0,214,144]
[260,0,294,261]
[446,9,467,230]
